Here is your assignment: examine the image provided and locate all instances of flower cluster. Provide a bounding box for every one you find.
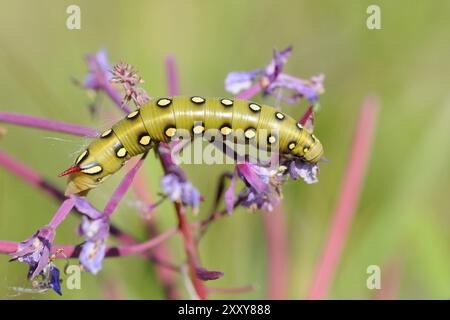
[225,46,325,104]
[73,196,109,274]
[223,46,324,214]
[9,226,62,295]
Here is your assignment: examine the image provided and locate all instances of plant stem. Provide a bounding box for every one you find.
[262,205,289,299]
[0,227,177,258]
[308,95,379,299]
[0,112,99,137]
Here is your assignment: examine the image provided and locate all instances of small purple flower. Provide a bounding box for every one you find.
[84,49,112,90]
[237,163,272,192]
[225,46,324,105]
[79,216,109,241]
[195,267,224,281]
[72,195,102,219]
[284,159,319,184]
[267,73,325,104]
[79,240,106,274]
[49,265,62,296]
[78,216,109,274]
[225,70,261,94]
[239,187,281,212]
[160,171,201,213]
[232,163,284,212]
[263,46,293,83]
[10,226,55,280]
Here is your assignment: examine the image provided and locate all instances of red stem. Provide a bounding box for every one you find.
[132,164,180,299]
[262,205,289,299]
[175,203,207,299]
[308,96,379,299]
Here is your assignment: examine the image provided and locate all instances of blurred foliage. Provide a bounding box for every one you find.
[0,0,449,299]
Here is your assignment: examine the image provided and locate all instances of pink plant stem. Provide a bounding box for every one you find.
[103,152,148,217]
[166,55,180,96]
[0,227,176,257]
[49,198,75,229]
[237,82,262,99]
[308,96,379,299]
[262,205,289,299]
[0,112,99,137]
[176,203,207,299]
[299,106,313,126]
[0,150,64,201]
[102,82,131,113]
[132,169,180,299]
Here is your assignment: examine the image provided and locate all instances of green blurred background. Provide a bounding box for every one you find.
[0,0,449,299]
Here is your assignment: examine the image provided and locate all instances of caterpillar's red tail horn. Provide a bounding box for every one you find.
[58,165,81,177]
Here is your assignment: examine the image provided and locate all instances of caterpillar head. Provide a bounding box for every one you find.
[59,163,109,196]
[59,146,115,195]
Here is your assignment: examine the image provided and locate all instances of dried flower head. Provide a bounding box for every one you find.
[111,62,150,107]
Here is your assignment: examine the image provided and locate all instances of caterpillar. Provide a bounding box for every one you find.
[59,96,324,195]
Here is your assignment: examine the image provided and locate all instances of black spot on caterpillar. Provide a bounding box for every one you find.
[60,96,323,195]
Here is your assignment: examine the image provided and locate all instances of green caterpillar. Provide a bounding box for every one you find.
[60,96,323,195]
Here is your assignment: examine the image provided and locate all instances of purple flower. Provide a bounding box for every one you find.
[196,267,224,281]
[225,70,261,94]
[9,226,63,295]
[263,46,293,83]
[232,163,284,212]
[83,49,112,90]
[160,171,201,212]
[225,46,324,105]
[49,266,62,296]
[10,226,55,280]
[78,216,109,274]
[79,216,109,241]
[72,195,102,219]
[239,187,281,212]
[284,159,319,184]
[79,240,106,274]
[267,73,325,104]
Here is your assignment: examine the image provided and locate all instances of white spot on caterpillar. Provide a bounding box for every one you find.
[191,96,205,104]
[157,98,172,107]
[81,165,102,175]
[220,98,233,107]
[139,135,151,146]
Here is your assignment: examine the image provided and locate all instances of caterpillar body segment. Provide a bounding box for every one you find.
[62,96,324,195]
